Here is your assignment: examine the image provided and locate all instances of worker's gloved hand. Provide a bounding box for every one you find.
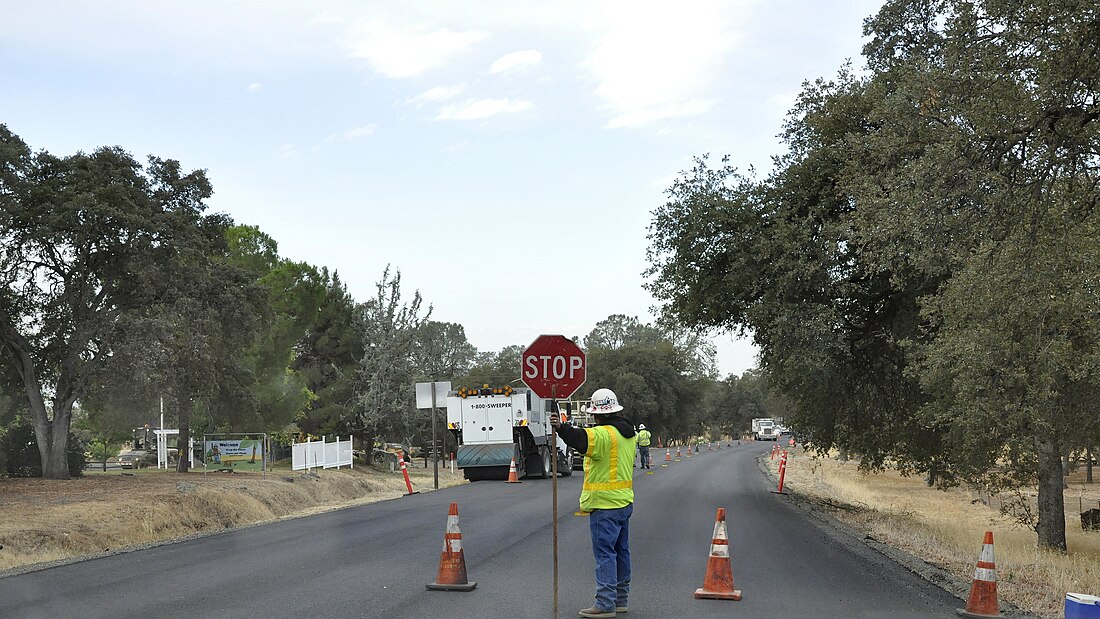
[549,413,562,432]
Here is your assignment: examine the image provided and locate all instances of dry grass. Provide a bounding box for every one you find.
[767,449,1100,619]
[0,461,465,572]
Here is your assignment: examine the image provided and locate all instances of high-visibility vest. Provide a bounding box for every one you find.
[580,425,636,511]
[637,429,651,447]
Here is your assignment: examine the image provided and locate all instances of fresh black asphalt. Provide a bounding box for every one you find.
[0,442,966,618]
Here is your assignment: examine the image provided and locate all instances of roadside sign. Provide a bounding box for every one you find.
[415,381,451,409]
[521,335,586,400]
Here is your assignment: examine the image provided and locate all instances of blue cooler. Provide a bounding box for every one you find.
[1066,593,1100,618]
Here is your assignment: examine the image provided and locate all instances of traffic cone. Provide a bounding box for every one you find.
[426,502,477,591]
[505,457,521,483]
[956,531,1004,617]
[694,508,742,601]
[665,449,672,462]
[677,447,682,458]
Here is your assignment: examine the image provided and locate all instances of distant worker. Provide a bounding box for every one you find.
[550,388,637,619]
[636,424,652,469]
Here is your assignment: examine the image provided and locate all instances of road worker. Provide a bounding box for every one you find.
[636,424,652,469]
[550,387,636,619]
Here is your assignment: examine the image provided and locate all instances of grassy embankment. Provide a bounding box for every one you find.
[765,448,1100,619]
[0,460,466,573]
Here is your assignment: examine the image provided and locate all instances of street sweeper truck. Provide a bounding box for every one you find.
[446,385,573,481]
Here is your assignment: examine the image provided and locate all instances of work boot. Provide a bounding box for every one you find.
[616,606,628,612]
[578,606,615,618]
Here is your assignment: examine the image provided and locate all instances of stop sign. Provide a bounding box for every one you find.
[521,335,586,400]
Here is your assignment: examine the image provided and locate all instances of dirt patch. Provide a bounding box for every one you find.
[0,462,465,574]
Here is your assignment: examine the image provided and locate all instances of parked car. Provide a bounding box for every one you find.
[116,451,149,469]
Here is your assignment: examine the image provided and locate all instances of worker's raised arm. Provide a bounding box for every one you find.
[550,415,588,454]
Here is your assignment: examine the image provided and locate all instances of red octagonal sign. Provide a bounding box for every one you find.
[521,335,586,400]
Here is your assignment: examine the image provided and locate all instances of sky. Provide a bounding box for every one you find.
[1,0,883,378]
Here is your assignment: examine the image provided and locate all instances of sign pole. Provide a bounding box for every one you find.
[551,383,558,618]
[431,383,439,490]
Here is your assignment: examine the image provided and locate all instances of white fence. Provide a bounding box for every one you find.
[292,437,354,471]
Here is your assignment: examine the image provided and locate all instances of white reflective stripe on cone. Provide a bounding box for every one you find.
[447,538,462,552]
[973,567,997,582]
[712,520,728,541]
[709,519,730,557]
[979,544,996,564]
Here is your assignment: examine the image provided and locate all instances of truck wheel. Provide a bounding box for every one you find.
[537,446,551,479]
[559,448,573,477]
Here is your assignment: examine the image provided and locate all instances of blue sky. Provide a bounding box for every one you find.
[1,0,882,378]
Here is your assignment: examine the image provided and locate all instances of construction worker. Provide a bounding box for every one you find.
[636,424,652,469]
[550,387,636,619]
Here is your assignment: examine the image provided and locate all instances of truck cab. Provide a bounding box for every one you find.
[752,418,778,441]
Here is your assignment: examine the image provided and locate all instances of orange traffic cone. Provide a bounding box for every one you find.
[694,508,742,601]
[665,449,672,462]
[676,447,682,458]
[956,531,1004,617]
[426,502,477,591]
[505,457,521,483]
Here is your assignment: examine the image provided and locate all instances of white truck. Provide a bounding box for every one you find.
[446,385,574,481]
[752,418,778,441]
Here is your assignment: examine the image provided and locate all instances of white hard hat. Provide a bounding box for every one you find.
[588,388,623,414]
[638,423,646,430]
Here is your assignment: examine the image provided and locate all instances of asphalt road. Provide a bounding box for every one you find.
[1,442,964,618]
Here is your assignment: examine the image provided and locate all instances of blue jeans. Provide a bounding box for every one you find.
[589,504,632,611]
[639,446,650,468]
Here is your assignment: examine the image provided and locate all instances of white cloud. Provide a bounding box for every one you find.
[585,0,746,128]
[489,49,543,74]
[347,19,487,78]
[248,82,263,92]
[329,124,378,142]
[278,144,298,159]
[408,84,466,107]
[435,98,532,121]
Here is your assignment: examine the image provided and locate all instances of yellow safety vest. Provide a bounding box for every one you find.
[580,425,636,511]
[637,429,651,447]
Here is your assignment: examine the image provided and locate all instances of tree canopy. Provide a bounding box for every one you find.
[646,0,1100,551]
[0,126,241,478]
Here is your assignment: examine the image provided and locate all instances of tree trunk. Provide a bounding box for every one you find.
[40,428,71,479]
[1035,433,1068,552]
[3,320,72,480]
[34,406,73,480]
